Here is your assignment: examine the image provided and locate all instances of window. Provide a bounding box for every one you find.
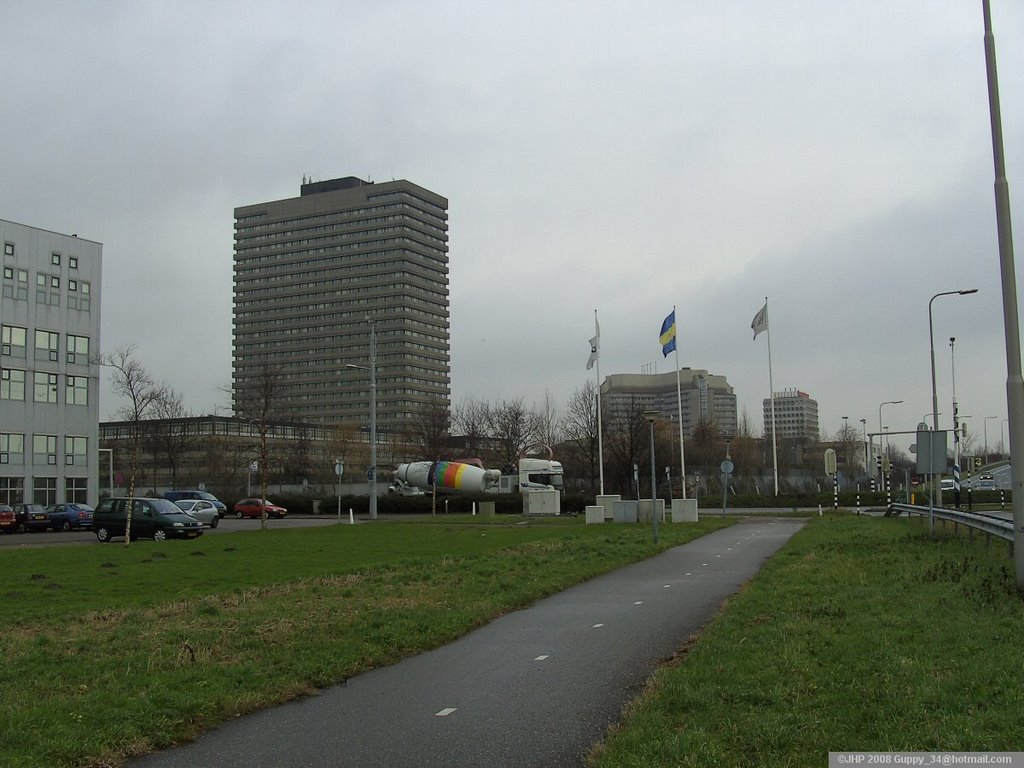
[32,434,57,466]
[0,433,24,464]
[66,375,88,406]
[33,476,57,506]
[0,476,24,506]
[15,269,27,300]
[69,256,78,269]
[65,476,88,504]
[51,252,61,266]
[2,325,27,357]
[67,334,89,364]
[65,436,87,465]
[35,329,59,362]
[34,372,58,403]
[3,242,13,257]
[0,368,26,400]
[50,275,60,289]
[70,280,92,311]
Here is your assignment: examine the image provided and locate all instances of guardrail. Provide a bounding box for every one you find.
[889,502,1013,544]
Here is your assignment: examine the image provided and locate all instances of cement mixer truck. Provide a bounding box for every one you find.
[393,457,562,495]
[394,460,502,494]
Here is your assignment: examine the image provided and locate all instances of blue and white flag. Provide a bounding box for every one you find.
[659,311,676,357]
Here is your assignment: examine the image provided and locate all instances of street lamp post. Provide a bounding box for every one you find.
[346,319,378,520]
[860,418,867,482]
[951,336,962,508]
[643,410,659,544]
[929,289,978,506]
[878,400,902,495]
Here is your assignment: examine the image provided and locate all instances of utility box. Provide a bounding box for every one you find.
[596,494,621,521]
[612,500,638,523]
[585,505,605,524]
[671,498,698,522]
[478,501,495,516]
[638,499,665,523]
[523,488,560,516]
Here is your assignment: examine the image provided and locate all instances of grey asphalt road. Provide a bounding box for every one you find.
[133,518,804,768]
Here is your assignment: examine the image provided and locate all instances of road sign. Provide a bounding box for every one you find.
[720,459,734,475]
[824,448,837,475]
[367,468,375,481]
[334,461,344,477]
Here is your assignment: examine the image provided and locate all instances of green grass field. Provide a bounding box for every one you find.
[0,516,730,768]
[5,513,1022,768]
[590,514,1024,767]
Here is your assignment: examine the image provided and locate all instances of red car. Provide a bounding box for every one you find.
[0,504,16,534]
[233,499,288,519]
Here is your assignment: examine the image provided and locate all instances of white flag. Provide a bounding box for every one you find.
[751,302,768,340]
[586,316,600,370]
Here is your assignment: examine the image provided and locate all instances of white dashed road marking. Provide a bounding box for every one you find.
[435,708,457,717]
[535,655,549,661]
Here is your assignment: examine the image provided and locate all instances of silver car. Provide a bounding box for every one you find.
[173,499,220,528]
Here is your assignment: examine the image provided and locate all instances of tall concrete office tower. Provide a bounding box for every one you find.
[233,176,450,439]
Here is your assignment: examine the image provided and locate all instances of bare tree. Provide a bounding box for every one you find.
[561,381,602,490]
[729,410,763,492]
[451,396,490,460]
[538,390,561,449]
[486,398,542,474]
[404,397,450,460]
[148,388,194,490]
[231,364,286,530]
[605,397,649,497]
[100,346,164,546]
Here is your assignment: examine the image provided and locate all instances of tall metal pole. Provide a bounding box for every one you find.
[982,0,1024,590]
[644,410,659,544]
[879,400,902,495]
[951,337,961,508]
[860,418,868,482]
[929,290,977,506]
[369,319,378,521]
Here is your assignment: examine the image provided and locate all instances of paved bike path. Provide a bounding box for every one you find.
[134,518,804,768]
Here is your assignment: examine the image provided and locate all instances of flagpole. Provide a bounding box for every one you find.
[671,305,686,498]
[594,309,605,495]
[765,297,780,495]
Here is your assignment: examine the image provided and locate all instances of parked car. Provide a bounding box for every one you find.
[233,499,288,519]
[163,490,227,517]
[12,503,51,532]
[0,504,15,534]
[93,497,204,542]
[173,499,220,528]
[46,503,94,531]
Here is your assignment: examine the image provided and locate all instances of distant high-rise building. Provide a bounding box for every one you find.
[1,219,101,506]
[601,369,737,438]
[764,388,819,441]
[232,177,450,438]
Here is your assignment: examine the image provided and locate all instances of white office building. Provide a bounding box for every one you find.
[1,219,101,506]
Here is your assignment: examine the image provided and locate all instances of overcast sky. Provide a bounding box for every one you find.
[3,0,1023,455]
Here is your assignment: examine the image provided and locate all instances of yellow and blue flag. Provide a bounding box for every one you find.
[659,310,676,357]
